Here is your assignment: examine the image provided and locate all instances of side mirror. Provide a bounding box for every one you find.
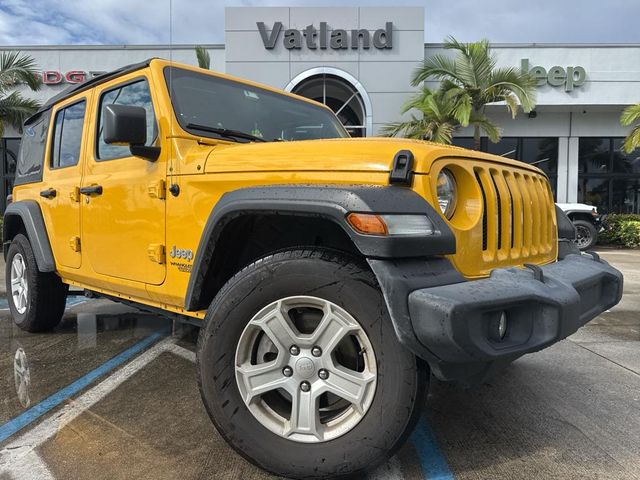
[103,104,159,161]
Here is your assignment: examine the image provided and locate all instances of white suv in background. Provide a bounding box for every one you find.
[556,203,601,250]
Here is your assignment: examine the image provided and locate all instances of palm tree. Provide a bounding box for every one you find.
[621,104,640,154]
[0,52,42,136]
[381,85,501,144]
[195,46,211,70]
[411,36,537,149]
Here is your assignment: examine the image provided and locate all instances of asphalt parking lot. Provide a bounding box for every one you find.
[1,250,639,480]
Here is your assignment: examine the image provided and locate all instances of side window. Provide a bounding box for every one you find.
[51,101,86,169]
[15,110,50,185]
[97,79,157,160]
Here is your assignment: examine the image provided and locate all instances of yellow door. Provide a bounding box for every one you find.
[39,95,90,269]
[81,74,166,285]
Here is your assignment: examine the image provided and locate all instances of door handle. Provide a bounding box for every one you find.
[39,188,57,199]
[79,185,103,196]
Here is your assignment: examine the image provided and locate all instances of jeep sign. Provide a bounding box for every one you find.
[257,22,393,50]
[521,58,586,92]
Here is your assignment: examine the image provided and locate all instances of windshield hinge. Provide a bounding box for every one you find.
[389,150,414,186]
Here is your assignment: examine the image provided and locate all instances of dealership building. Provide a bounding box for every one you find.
[1,6,639,214]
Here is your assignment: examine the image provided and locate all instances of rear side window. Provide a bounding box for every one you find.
[15,110,51,186]
[97,79,157,160]
[51,101,86,169]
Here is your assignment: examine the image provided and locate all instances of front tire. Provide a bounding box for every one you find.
[6,234,68,332]
[197,249,427,479]
[574,219,598,250]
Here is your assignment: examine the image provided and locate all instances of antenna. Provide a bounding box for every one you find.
[169,0,174,182]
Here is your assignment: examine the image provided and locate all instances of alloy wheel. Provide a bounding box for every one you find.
[575,225,592,249]
[10,253,29,314]
[235,296,377,443]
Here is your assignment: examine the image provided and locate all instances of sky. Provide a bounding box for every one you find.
[0,0,638,46]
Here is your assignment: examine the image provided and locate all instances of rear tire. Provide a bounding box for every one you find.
[574,220,598,250]
[197,248,427,479]
[6,234,68,332]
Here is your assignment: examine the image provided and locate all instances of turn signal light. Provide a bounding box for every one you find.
[346,213,388,235]
[346,213,437,236]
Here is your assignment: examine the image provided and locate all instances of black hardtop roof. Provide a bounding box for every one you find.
[25,58,155,126]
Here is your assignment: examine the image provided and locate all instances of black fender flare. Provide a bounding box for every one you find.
[3,200,56,272]
[184,185,455,311]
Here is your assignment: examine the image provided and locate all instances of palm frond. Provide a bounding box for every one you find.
[621,104,640,126]
[0,91,41,131]
[0,51,41,91]
[486,67,537,112]
[469,110,502,143]
[432,121,456,144]
[623,125,640,154]
[195,46,211,69]
[451,93,472,126]
[411,54,463,86]
[503,93,519,119]
[441,37,496,90]
[382,87,459,143]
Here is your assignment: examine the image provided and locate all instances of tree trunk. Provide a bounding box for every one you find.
[473,125,481,150]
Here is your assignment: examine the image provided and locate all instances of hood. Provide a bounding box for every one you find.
[202,137,545,176]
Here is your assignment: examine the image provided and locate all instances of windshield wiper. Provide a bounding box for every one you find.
[186,123,267,143]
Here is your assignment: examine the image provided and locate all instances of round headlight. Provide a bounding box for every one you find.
[437,169,457,219]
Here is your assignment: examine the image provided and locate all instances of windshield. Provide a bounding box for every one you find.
[164,67,348,142]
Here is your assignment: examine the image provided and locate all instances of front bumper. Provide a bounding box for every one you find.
[406,253,623,384]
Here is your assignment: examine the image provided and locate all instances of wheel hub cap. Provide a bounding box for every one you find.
[295,357,316,378]
[10,253,28,315]
[235,296,377,443]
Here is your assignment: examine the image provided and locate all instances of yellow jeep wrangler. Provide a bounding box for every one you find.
[4,59,623,479]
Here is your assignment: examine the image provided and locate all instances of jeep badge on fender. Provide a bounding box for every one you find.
[169,245,193,261]
[3,58,623,480]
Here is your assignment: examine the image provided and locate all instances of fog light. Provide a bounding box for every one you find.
[497,311,508,340]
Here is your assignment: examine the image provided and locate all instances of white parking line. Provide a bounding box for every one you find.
[0,338,405,480]
[0,338,177,479]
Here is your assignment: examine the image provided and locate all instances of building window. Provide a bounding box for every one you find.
[452,136,558,198]
[578,137,640,214]
[292,74,366,137]
[0,137,20,213]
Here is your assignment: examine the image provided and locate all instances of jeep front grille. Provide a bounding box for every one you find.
[474,166,555,262]
[422,160,558,279]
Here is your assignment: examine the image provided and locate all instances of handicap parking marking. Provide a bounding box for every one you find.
[1,334,452,480]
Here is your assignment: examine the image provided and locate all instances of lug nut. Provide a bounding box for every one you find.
[300,381,311,392]
[311,346,322,357]
[289,345,300,356]
[283,366,293,377]
[318,369,329,380]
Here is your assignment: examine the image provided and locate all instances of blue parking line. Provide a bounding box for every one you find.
[411,416,455,480]
[0,330,165,443]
